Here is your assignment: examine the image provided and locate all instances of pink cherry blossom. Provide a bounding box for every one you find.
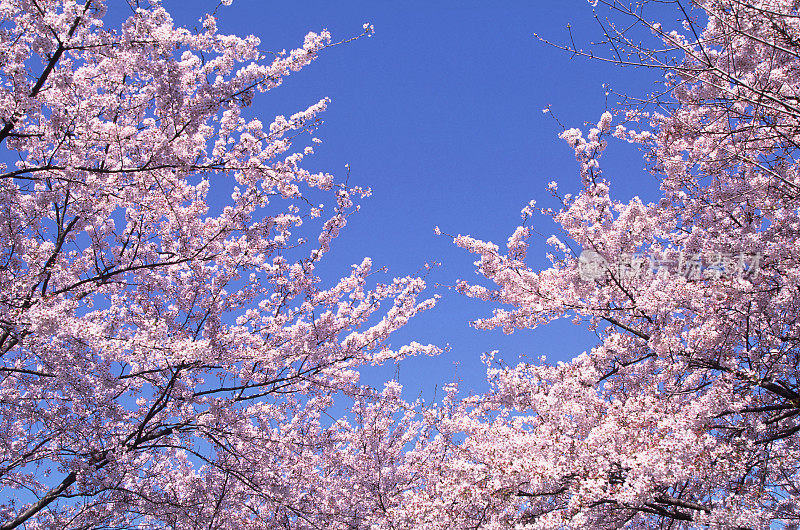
[0,2,436,528]
[424,0,800,527]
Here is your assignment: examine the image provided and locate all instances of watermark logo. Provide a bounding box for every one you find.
[578,249,762,281]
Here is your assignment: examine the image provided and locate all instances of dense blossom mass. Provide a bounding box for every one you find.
[425,0,800,527]
[0,0,439,527]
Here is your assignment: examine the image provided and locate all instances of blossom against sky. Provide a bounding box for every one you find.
[165,0,664,398]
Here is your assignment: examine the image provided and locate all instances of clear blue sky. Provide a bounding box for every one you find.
[163,0,666,400]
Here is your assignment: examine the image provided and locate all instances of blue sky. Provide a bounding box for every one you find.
[163,0,667,400]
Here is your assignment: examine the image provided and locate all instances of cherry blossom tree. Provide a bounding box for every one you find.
[0,1,439,527]
[427,0,800,527]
